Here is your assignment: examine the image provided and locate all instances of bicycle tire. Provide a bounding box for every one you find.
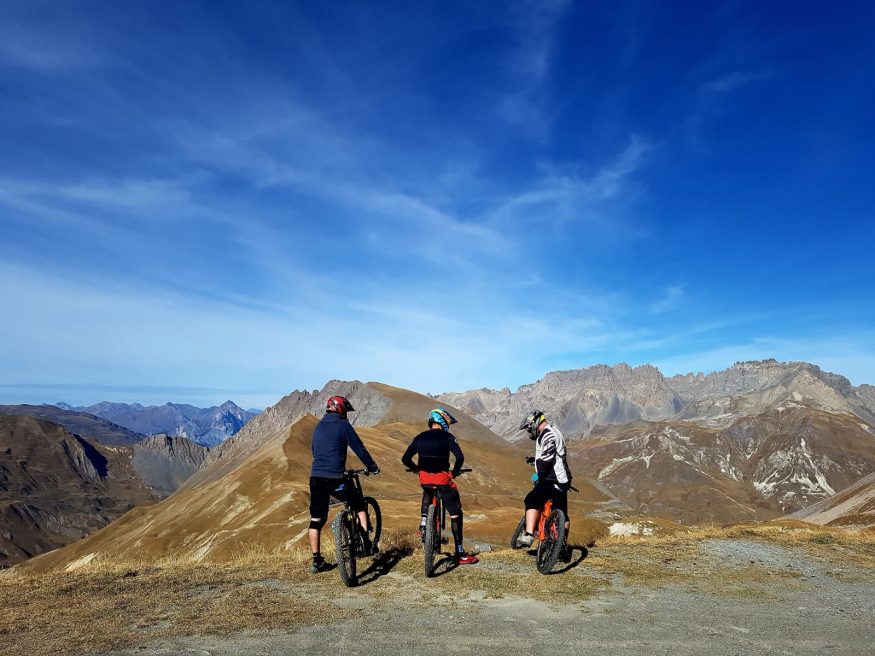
[536,509,566,574]
[510,515,526,549]
[332,512,358,587]
[423,504,439,578]
[363,496,382,554]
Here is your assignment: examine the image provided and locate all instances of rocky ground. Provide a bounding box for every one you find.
[2,525,872,656]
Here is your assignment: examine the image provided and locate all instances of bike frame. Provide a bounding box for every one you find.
[536,498,553,542]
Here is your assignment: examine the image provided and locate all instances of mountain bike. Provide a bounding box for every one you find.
[511,475,575,574]
[408,468,471,577]
[331,469,382,587]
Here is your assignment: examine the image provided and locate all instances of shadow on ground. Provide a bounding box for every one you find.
[356,547,413,585]
[550,544,589,574]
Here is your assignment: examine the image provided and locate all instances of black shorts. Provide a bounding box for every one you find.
[420,484,463,517]
[524,478,569,516]
[309,476,365,519]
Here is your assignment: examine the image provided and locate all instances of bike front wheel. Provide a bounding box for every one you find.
[423,504,440,577]
[363,496,382,554]
[536,509,566,574]
[332,512,358,587]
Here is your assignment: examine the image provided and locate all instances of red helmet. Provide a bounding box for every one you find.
[326,395,355,417]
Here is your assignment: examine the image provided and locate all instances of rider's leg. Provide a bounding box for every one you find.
[449,513,463,550]
[523,482,549,534]
[308,477,333,571]
[420,486,435,534]
[308,518,325,554]
[524,508,540,534]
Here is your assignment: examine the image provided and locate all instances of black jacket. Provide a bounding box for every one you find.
[401,428,464,476]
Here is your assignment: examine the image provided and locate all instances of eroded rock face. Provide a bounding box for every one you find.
[439,360,875,438]
[131,435,209,498]
[439,364,684,440]
[0,415,156,566]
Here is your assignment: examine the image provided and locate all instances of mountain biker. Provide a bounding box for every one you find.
[515,410,572,550]
[309,395,380,574]
[401,408,479,565]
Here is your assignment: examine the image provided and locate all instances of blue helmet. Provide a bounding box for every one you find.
[428,408,457,432]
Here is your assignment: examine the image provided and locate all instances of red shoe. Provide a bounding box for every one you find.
[455,552,479,565]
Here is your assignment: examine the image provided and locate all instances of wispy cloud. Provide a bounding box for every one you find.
[497,0,572,135]
[650,285,684,314]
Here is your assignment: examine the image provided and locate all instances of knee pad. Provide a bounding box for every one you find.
[309,517,326,531]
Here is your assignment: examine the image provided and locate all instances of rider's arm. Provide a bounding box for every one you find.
[449,436,464,478]
[346,423,378,472]
[401,437,419,471]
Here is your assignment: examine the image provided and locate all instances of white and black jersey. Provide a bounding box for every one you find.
[534,423,572,485]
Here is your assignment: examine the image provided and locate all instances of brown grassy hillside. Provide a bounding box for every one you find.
[18,383,611,573]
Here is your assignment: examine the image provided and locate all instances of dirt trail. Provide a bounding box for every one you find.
[93,538,874,656]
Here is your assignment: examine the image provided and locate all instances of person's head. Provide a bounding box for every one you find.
[519,410,547,440]
[326,395,355,419]
[428,408,457,432]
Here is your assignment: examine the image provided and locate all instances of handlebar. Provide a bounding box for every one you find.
[345,468,371,476]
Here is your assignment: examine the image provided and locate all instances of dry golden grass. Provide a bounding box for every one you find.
[3,522,873,655]
[586,520,875,591]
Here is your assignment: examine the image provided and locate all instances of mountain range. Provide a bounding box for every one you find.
[439,359,875,523]
[0,406,209,565]
[5,359,874,570]
[54,400,258,447]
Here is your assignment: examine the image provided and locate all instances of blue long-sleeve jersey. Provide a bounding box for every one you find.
[310,412,377,478]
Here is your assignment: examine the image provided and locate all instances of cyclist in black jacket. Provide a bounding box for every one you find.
[401,408,478,565]
[308,395,379,573]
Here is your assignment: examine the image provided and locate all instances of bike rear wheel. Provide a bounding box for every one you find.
[510,515,526,549]
[423,503,440,577]
[536,509,566,574]
[332,512,358,587]
[363,496,382,554]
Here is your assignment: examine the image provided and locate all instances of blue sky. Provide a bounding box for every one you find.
[1,1,874,409]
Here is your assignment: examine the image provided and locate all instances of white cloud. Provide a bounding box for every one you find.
[650,285,684,314]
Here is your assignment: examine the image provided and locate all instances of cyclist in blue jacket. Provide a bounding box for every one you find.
[309,395,379,573]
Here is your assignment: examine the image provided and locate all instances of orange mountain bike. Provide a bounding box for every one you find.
[511,475,575,574]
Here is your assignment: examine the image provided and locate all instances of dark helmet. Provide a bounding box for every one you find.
[519,410,546,440]
[326,395,355,418]
[428,408,457,432]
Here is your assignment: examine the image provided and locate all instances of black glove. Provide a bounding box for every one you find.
[368,464,380,475]
[452,469,462,479]
[525,456,535,465]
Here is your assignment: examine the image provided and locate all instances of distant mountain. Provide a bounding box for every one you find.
[59,400,258,447]
[0,415,156,566]
[0,405,208,496]
[439,360,875,523]
[0,404,145,445]
[572,406,875,523]
[438,359,875,439]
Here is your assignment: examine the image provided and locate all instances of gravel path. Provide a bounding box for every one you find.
[96,539,875,656]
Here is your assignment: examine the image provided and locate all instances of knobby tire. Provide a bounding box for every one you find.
[536,509,566,574]
[364,496,382,553]
[333,512,358,587]
[424,504,439,578]
[510,515,526,549]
